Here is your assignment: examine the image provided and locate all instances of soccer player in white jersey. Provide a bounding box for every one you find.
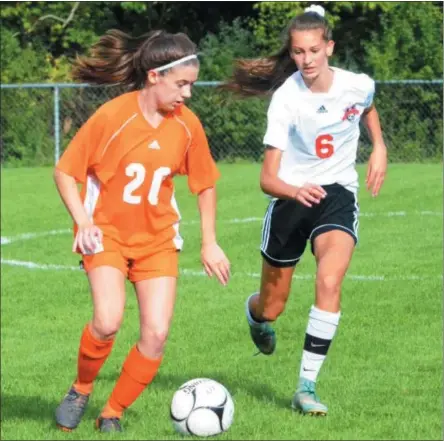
[223,5,387,415]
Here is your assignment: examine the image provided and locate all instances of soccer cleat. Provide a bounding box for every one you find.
[55,387,90,431]
[96,416,123,432]
[249,321,276,355]
[247,314,276,355]
[291,378,328,416]
[245,295,276,355]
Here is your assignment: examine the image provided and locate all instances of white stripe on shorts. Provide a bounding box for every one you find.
[261,200,277,252]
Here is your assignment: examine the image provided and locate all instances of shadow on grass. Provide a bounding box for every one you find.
[1,393,102,425]
[98,370,292,412]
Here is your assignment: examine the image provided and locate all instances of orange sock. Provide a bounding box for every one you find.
[101,345,162,419]
[72,324,115,395]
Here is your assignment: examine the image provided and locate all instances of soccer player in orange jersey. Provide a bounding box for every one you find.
[53,29,230,433]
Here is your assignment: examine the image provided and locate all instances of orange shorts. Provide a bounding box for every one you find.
[80,236,179,282]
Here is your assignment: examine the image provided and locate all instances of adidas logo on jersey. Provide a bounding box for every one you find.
[317,105,328,113]
[148,140,161,150]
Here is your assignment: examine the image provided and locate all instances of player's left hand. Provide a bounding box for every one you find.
[201,242,231,286]
[366,146,387,197]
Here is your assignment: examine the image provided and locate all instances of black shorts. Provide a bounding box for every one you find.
[260,183,359,268]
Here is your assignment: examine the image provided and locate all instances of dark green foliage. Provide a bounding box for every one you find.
[1,2,442,165]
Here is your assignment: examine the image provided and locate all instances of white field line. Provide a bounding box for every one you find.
[0,210,442,246]
[1,259,79,271]
[1,229,71,245]
[1,258,442,282]
[1,211,442,281]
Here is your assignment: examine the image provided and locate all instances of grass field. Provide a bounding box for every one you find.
[1,163,442,440]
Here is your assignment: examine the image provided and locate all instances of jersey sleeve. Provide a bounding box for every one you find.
[263,91,293,151]
[56,110,106,183]
[181,118,220,194]
[358,74,375,109]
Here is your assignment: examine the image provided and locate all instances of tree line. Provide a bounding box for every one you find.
[1,1,442,82]
[1,2,442,165]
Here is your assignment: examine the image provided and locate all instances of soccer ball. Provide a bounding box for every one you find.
[170,378,234,437]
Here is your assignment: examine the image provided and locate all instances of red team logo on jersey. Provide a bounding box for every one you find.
[342,105,360,122]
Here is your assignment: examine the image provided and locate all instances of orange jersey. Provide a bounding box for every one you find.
[56,91,219,257]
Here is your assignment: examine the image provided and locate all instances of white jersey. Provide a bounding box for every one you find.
[263,67,375,194]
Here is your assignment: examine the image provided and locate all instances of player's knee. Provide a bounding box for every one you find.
[140,328,170,355]
[91,316,122,340]
[316,273,342,297]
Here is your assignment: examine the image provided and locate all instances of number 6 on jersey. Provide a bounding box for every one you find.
[315,134,334,159]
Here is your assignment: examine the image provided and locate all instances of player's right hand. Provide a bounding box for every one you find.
[293,183,327,207]
[201,242,231,286]
[73,223,103,254]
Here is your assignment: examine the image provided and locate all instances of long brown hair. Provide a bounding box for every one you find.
[222,10,332,97]
[72,30,198,91]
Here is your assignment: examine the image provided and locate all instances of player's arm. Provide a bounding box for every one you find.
[197,186,217,246]
[53,169,102,254]
[54,111,105,253]
[185,116,230,286]
[197,185,230,286]
[260,147,326,207]
[361,104,387,197]
[54,169,91,228]
[362,104,386,150]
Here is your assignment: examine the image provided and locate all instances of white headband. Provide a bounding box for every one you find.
[153,54,198,72]
[304,5,326,17]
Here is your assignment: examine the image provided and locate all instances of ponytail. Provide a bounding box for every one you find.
[72,29,198,91]
[222,48,296,97]
[221,5,331,97]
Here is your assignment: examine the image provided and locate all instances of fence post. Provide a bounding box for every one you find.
[54,85,60,164]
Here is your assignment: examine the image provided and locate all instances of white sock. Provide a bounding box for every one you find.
[245,293,266,328]
[298,305,341,383]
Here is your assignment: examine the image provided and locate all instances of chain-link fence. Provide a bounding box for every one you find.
[1,80,442,166]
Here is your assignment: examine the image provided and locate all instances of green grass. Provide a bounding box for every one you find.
[1,163,443,440]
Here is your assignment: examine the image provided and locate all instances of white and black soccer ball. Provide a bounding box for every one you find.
[170,378,234,437]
